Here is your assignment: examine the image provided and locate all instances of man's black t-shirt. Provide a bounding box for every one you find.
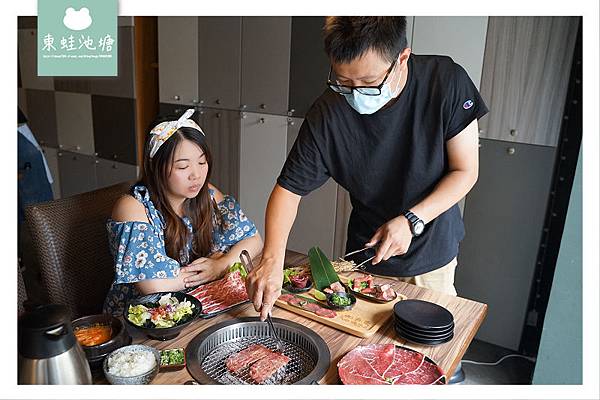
[277,54,489,277]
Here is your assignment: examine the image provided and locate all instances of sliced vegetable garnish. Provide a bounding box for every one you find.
[228,262,248,279]
[313,289,327,301]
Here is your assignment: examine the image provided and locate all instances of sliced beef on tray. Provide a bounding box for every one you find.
[188,270,249,315]
[278,294,296,302]
[249,351,291,384]
[278,293,337,318]
[225,344,273,374]
[337,344,445,385]
[315,307,337,318]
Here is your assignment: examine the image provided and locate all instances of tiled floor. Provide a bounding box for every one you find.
[460,339,536,384]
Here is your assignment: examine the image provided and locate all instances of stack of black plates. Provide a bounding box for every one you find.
[393,299,454,345]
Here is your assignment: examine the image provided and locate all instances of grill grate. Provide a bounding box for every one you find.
[186,318,330,385]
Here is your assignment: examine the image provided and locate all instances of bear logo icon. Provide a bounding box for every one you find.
[63,7,93,31]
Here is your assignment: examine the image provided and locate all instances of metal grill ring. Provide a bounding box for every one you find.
[185,317,330,385]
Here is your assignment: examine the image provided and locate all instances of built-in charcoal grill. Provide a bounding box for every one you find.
[186,317,330,385]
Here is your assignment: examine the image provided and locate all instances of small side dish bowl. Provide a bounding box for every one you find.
[283,278,313,293]
[326,291,357,311]
[159,347,186,371]
[71,313,131,370]
[103,344,160,385]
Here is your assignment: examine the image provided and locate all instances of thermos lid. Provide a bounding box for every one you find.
[19,304,71,331]
[18,304,76,359]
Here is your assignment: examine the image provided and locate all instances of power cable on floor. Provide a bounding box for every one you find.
[462,354,537,366]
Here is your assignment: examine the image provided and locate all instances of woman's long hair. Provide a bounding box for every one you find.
[140,123,220,263]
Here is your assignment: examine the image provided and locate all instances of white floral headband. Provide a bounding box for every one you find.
[148,108,205,158]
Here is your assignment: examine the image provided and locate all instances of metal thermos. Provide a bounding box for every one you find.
[18,304,92,384]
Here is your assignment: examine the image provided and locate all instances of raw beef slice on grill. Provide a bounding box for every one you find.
[249,351,291,384]
[225,344,273,374]
[337,344,444,385]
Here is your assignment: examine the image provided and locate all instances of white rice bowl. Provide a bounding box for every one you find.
[107,347,156,377]
[103,345,160,384]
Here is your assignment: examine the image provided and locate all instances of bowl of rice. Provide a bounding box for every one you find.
[103,344,160,385]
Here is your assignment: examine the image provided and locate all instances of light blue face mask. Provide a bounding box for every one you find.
[341,63,401,115]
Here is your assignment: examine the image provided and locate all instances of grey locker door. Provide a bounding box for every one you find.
[92,95,137,165]
[286,117,338,258]
[456,139,556,350]
[478,17,578,146]
[90,26,135,98]
[158,103,190,120]
[96,158,138,189]
[198,17,242,111]
[288,17,329,118]
[241,17,291,116]
[405,16,414,47]
[158,17,200,105]
[239,113,288,238]
[18,29,54,90]
[25,89,58,148]
[55,92,95,155]
[411,17,488,88]
[41,146,61,199]
[201,109,241,199]
[57,151,98,197]
[54,78,91,94]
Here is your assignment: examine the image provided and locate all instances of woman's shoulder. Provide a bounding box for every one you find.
[111,194,150,223]
[208,183,225,203]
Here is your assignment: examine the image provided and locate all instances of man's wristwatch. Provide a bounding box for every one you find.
[403,210,425,237]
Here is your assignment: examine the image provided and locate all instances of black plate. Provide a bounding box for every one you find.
[393,299,454,330]
[283,278,313,293]
[124,291,202,340]
[326,291,357,311]
[394,321,454,339]
[394,317,454,335]
[395,326,454,346]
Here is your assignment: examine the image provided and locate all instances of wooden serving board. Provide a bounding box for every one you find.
[275,271,406,338]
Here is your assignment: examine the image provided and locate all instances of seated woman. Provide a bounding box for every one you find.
[103,109,263,316]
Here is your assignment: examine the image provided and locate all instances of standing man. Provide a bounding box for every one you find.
[247,17,488,321]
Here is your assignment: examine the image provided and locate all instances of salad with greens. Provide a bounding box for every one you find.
[127,293,195,328]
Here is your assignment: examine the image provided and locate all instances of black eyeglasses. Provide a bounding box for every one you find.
[327,59,397,96]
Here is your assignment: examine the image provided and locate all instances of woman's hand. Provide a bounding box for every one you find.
[179,255,229,288]
[367,215,413,265]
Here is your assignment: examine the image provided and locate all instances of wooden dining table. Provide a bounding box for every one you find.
[94,250,487,384]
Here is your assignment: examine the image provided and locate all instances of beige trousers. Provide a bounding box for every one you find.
[394,257,458,296]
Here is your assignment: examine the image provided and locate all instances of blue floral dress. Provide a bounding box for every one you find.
[103,185,257,316]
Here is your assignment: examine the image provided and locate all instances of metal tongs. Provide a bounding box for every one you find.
[239,250,285,353]
[341,244,378,270]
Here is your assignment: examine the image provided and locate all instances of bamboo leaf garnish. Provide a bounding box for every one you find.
[308,246,340,291]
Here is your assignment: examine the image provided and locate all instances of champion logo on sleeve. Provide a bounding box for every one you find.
[463,99,474,110]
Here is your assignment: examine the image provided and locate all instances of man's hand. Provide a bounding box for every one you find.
[179,255,229,288]
[367,216,413,264]
[245,257,284,321]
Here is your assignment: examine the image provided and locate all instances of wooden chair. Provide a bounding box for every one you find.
[24,182,133,319]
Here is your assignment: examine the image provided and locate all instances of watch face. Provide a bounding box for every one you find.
[414,221,425,235]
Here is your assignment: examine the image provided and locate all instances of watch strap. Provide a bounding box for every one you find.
[403,210,423,236]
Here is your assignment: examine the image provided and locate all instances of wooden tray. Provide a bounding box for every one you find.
[275,271,406,338]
